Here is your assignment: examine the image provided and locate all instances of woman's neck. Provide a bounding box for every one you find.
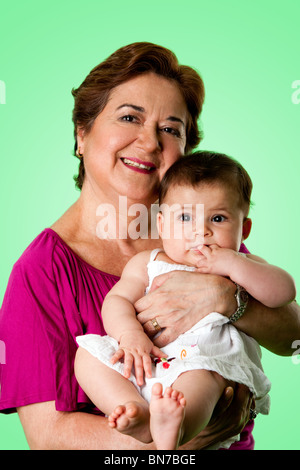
[54,184,159,245]
[50,185,162,275]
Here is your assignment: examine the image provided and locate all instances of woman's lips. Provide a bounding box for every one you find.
[120,157,157,174]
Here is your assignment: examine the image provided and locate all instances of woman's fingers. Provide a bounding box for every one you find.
[134,272,174,317]
[223,383,253,433]
[153,331,171,348]
[151,344,167,359]
[212,385,234,416]
[142,317,162,337]
[137,270,236,347]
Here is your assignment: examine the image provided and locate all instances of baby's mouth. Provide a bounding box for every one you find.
[189,244,205,254]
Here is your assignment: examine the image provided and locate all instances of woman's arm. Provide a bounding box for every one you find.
[180,383,254,450]
[17,387,251,450]
[232,297,300,356]
[135,270,300,356]
[17,401,154,450]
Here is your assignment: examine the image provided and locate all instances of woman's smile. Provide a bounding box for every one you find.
[120,157,157,174]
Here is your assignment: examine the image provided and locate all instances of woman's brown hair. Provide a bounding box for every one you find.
[71,42,205,190]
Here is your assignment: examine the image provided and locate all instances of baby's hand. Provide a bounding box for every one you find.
[110,331,166,386]
[195,244,238,277]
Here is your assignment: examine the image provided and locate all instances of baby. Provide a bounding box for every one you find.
[75,151,296,450]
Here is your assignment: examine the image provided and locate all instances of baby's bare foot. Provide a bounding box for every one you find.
[149,383,186,450]
[108,401,151,443]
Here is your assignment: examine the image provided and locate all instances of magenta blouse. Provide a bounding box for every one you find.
[0,228,254,449]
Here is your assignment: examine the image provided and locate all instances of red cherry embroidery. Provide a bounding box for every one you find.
[153,357,176,367]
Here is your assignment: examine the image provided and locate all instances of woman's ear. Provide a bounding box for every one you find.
[156,212,164,238]
[242,218,252,241]
[76,127,85,155]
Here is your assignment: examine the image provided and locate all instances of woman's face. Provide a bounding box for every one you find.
[77,73,188,204]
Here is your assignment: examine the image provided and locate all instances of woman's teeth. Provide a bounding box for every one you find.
[122,158,154,171]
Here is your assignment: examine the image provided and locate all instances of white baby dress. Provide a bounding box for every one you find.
[76,248,271,448]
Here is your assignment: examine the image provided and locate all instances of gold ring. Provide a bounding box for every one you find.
[151,318,161,331]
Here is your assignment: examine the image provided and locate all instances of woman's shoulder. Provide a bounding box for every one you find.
[13,228,120,287]
[2,230,76,312]
[12,228,81,283]
[15,228,68,265]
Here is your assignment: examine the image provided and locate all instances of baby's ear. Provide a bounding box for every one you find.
[242,218,252,241]
[156,211,164,238]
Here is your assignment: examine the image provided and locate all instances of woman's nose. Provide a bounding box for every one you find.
[137,126,162,153]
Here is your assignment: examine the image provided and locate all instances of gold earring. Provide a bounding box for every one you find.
[76,148,83,158]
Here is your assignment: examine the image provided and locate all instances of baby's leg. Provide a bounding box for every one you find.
[75,347,151,443]
[173,369,227,445]
[149,383,186,450]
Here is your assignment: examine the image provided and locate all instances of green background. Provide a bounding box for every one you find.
[0,0,299,450]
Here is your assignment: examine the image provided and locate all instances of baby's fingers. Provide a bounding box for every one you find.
[197,244,211,257]
[142,354,153,380]
[123,352,134,379]
[134,355,145,386]
[111,348,135,381]
[195,265,209,272]
[110,348,125,365]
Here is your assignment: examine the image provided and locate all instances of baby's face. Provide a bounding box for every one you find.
[157,182,250,266]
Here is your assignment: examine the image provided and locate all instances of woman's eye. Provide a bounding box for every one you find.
[162,127,181,137]
[120,115,137,122]
[212,215,226,223]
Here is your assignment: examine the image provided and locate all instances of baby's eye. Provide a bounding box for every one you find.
[179,213,192,222]
[212,215,226,223]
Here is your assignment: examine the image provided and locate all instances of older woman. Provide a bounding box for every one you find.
[0,42,299,450]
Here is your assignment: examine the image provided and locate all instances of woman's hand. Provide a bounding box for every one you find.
[135,270,236,347]
[180,383,254,450]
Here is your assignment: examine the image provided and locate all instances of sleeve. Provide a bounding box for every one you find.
[0,245,82,413]
[239,243,250,254]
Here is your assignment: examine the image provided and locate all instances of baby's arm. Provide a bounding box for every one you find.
[196,245,296,308]
[102,251,165,384]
